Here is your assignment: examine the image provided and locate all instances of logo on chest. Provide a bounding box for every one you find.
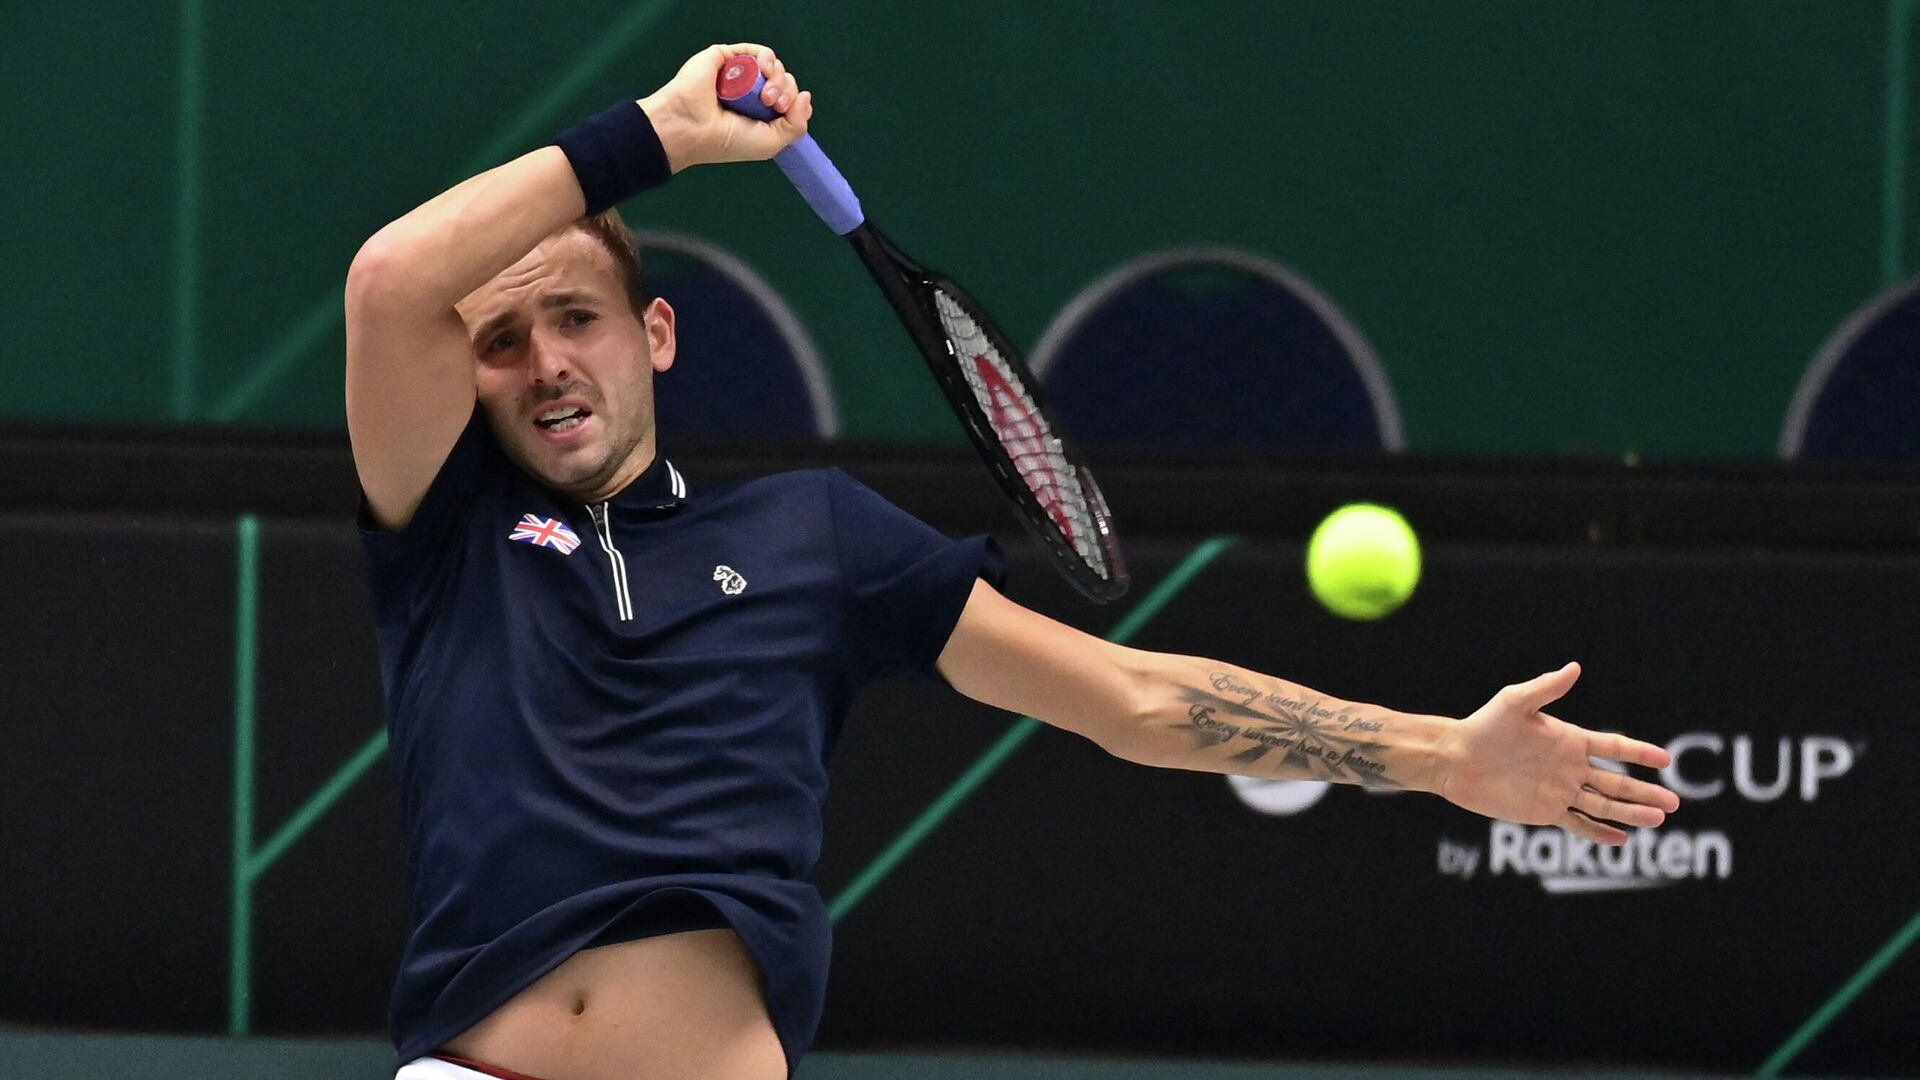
[712,565,748,596]
[507,514,581,555]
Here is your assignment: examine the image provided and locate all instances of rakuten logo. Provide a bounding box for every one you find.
[1471,821,1732,893]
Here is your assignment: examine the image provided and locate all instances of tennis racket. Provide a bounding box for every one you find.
[717,55,1128,603]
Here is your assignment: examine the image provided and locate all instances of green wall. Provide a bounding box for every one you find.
[9,1,1907,458]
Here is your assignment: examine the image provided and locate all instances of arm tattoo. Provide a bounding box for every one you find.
[1168,671,1401,787]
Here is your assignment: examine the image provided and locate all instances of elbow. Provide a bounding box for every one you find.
[345,231,407,313]
[345,226,442,317]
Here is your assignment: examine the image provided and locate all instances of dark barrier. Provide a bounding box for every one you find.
[0,1032,1752,1080]
[816,542,1918,1078]
[1,456,1914,1077]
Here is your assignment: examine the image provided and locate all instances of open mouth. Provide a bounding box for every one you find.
[535,403,593,433]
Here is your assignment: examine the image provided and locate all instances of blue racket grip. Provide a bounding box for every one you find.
[716,57,865,235]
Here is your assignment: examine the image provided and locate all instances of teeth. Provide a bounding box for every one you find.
[539,405,582,422]
[546,415,585,432]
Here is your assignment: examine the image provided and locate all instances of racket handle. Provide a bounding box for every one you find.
[716,55,865,235]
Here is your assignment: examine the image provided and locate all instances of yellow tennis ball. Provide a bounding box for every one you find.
[1306,503,1421,621]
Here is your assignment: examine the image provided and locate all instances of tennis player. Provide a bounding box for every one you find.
[348,43,1682,1080]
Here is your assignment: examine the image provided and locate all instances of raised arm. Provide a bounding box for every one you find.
[343,43,812,528]
[936,580,1680,844]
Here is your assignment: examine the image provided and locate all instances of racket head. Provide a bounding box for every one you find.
[851,227,1129,603]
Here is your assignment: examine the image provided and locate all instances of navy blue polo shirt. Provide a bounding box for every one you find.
[359,408,1002,1072]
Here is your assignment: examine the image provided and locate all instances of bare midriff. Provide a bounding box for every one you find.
[440,928,786,1080]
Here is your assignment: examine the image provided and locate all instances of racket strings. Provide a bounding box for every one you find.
[931,291,1111,574]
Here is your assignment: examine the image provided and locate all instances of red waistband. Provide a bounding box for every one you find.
[433,1054,553,1080]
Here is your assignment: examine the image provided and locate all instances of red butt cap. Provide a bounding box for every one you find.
[715,55,761,102]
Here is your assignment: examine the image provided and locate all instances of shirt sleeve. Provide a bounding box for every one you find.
[826,467,1006,683]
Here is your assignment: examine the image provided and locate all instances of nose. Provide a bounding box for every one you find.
[525,328,573,386]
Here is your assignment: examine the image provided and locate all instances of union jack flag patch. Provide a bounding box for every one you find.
[508,514,581,555]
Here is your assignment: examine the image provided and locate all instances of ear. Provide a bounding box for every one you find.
[643,297,677,374]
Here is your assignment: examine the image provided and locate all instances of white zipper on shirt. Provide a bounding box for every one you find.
[586,503,634,622]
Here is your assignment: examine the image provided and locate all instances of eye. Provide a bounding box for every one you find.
[485,331,519,353]
[564,310,599,328]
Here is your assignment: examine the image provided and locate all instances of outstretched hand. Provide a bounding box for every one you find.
[1434,662,1680,845]
[639,43,815,172]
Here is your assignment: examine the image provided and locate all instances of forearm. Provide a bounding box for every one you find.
[349,144,587,313]
[350,90,708,310]
[942,584,1678,840]
[346,46,807,317]
[1112,651,1450,795]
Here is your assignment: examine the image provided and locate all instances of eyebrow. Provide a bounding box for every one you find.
[472,290,605,341]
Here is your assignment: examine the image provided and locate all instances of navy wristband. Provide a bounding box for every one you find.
[551,100,671,215]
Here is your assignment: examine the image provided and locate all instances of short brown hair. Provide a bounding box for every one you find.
[571,208,648,316]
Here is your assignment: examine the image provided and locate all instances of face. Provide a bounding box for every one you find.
[457,228,676,502]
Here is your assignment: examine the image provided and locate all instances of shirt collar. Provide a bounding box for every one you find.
[597,452,688,511]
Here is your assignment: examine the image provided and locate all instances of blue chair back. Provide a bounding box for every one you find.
[641,231,836,442]
[1782,277,1920,460]
[1033,248,1402,452]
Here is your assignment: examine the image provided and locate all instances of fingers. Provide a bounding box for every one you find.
[778,90,814,136]
[1573,784,1668,829]
[656,44,809,168]
[715,43,797,104]
[719,43,803,124]
[718,42,778,73]
[1563,808,1628,846]
[1563,754,1682,845]
[1587,729,1672,769]
[762,70,800,112]
[1586,765,1681,812]
[1503,661,1580,711]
